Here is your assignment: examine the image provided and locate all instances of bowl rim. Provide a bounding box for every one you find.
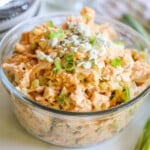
[0,12,150,117]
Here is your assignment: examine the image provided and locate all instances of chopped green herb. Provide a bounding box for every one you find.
[49,29,64,39]
[111,57,121,67]
[58,91,66,104]
[121,86,130,102]
[90,35,96,47]
[31,79,39,88]
[64,52,75,72]
[48,20,54,27]
[64,61,75,72]
[65,52,74,62]
[54,60,62,71]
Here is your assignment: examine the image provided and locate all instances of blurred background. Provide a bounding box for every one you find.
[0,0,150,39]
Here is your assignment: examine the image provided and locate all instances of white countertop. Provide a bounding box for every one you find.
[0,1,150,150]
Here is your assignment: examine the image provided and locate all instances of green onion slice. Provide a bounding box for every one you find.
[64,61,75,72]
[48,20,54,27]
[65,52,74,62]
[58,90,66,104]
[121,86,130,102]
[64,52,75,72]
[111,57,121,67]
[90,35,96,47]
[49,29,64,39]
[54,60,62,71]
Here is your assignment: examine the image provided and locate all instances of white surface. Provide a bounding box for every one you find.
[0,1,150,150]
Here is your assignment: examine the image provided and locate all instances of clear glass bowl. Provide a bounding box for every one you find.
[0,13,150,148]
[46,0,87,10]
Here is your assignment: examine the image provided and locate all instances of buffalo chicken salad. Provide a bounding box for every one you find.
[3,7,150,112]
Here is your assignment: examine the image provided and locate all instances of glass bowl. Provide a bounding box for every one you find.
[0,13,150,148]
[46,0,87,10]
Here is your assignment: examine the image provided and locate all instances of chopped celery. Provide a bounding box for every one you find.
[31,79,39,88]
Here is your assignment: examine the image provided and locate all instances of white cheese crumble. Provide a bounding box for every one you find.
[40,36,46,41]
[36,50,46,60]
[80,42,92,52]
[123,55,134,69]
[70,35,80,46]
[67,22,75,30]
[113,66,124,75]
[46,57,54,63]
[77,23,85,34]
[59,50,65,57]
[68,21,92,38]
[78,61,92,69]
[71,47,78,52]
[83,61,92,69]
[36,50,53,63]
[59,48,68,57]
[55,57,61,62]
[71,35,78,40]
[73,39,80,46]
[49,52,57,58]
[89,49,98,60]
[97,33,111,48]
[84,27,92,37]
[51,38,58,47]
[98,47,106,56]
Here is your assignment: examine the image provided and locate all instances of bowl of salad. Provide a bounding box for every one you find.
[0,7,150,147]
